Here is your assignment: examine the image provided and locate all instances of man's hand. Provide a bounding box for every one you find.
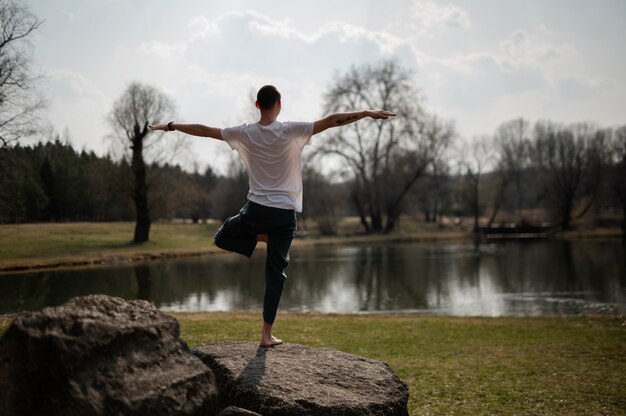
[148,123,170,131]
[364,110,396,119]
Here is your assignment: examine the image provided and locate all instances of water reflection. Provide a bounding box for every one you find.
[0,240,624,316]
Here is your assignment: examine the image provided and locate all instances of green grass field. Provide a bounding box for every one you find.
[0,221,223,270]
[4,313,620,415]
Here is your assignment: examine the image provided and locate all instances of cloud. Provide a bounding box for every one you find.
[45,69,108,101]
[40,69,112,155]
[135,9,611,145]
[138,10,415,117]
[552,74,606,100]
[410,0,471,33]
[140,41,184,59]
[499,30,576,65]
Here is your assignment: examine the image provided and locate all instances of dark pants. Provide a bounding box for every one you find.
[214,200,296,325]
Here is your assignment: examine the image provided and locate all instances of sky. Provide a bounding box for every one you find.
[27,0,626,174]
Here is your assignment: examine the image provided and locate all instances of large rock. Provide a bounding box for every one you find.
[0,295,218,416]
[217,406,263,415]
[193,342,409,416]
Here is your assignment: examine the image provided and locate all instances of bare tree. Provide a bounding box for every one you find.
[0,0,45,147]
[457,136,493,235]
[302,164,346,235]
[410,157,451,224]
[488,118,531,225]
[312,60,453,233]
[608,125,626,236]
[108,82,177,243]
[531,121,604,229]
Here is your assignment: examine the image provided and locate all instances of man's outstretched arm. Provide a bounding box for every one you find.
[148,122,223,141]
[312,110,396,135]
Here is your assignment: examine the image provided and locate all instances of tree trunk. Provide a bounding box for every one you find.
[371,211,383,233]
[621,204,626,240]
[352,192,371,233]
[132,133,151,243]
[384,215,396,233]
[472,180,480,234]
[487,176,510,227]
[560,198,572,230]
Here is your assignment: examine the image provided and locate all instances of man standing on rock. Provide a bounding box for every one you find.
[149,85,394,347]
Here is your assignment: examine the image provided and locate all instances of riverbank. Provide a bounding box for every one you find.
[0,221,469,273]
[2,312,623,415]
[0,221,621,274]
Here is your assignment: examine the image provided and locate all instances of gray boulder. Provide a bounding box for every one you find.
[217,406,263,415]
[0,294,218,416]
[193,342,409,416]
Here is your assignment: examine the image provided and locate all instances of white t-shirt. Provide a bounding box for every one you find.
[221,120,314,212]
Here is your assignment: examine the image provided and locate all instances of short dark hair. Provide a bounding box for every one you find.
[256,85,281,111]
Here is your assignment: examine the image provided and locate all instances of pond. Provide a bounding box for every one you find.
[1,240,624,316]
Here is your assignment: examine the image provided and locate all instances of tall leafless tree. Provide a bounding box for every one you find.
[411,158,451,224]
[608,125,626,236]
[488,118,531,225]
[312,60,453,233]
[0,0,45,147]
[108,82,177,243]
[458,136,493,235]
[531,121,604,229]
[302,164,346,235]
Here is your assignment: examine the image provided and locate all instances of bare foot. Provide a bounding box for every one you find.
[259,321,283,347]
[259,335,283,348]
[256,233,269,243]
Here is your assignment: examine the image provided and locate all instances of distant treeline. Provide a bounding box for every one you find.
[1,119,625,233]
[0,139,244,223]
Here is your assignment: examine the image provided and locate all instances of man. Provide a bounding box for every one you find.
[149,85,394,347]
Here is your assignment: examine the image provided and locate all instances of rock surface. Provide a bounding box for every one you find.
[0,294,218,416]
[193,342,409,416]
[217,406,263,415]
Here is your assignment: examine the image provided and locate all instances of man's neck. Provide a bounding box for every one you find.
[258,110,278,126]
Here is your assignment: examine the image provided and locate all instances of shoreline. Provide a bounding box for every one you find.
[0,231,468,274]
[0,227,622,275]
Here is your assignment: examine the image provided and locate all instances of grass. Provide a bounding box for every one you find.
[0,221,223,270]
[1,312,624,415]
[171,312,625,416]
[0,220,467,271]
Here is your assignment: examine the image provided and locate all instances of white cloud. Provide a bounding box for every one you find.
[46,69,108,101]
[499,30,576,65]
[41,69,112,155]
[410,0,471,33]
[139,10,414,108]
[186,16,219,38]
[140,40,184,59]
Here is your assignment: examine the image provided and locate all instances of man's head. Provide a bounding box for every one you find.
[256,85,281,112]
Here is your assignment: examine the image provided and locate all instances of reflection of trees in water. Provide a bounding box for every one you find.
[134,265,152,300]
[145,256,266,310]
[0,266,139,313]
[284,245,432,311]
[1,241,624,314]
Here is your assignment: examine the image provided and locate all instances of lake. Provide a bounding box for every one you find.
[1,240,624,316]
